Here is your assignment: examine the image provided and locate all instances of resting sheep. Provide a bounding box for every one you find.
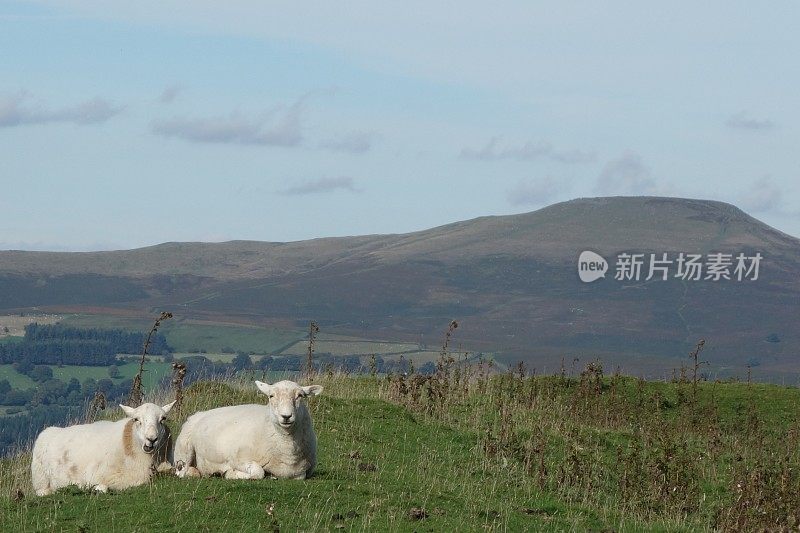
[31,401,176,496]
[174,380,322,480]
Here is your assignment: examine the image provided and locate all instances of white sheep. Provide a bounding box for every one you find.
[31,401,176,496]
[174,380,322,480]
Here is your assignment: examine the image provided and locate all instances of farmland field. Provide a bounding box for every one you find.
[280,338,421,357]
[0,366,36,389]
[0,315,61,337]
[60,314,304,354]
[0,362,172,392]
[160,323,302,354]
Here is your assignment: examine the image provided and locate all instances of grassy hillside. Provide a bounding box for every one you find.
[2,363,799,531]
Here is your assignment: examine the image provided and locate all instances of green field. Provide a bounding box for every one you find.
[161,323,302,354]
[0,366,36,389]
[60,314,304,354]
[280,339,421,356]
[0,362,172,392]
[50,313,447,360]
[2,369,799,530]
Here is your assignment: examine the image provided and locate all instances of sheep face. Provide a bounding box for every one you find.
[255,380,323,431]
[119,401,176,454]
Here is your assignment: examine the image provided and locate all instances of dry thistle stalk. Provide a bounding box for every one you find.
[369,353,377,377]
[304,321,319,378]
[87,390,106,422]
[689,338,707,405]
[171,361,187,409]
[129,311,173,406]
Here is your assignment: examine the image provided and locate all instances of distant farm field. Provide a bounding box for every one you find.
[0,314,61,337]
[161,323,302,354]
[60,315,303,355]
[0,366,36,389]
[0,362,171,392]
[280,339,421,357]
[58,314,152,331]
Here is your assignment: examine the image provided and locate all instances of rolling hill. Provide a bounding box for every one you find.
[1,196,798,380]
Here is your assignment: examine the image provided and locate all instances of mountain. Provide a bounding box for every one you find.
[1,196,798,380]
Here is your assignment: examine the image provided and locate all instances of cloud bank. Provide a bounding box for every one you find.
[0,92,123,127]
[151,97,304,147]
[461,137,595,164]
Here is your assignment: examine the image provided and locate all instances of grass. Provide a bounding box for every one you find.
[0,377,674,531]
[1,365,799,531]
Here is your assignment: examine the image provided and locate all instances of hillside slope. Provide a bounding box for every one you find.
[1,196,798,379]
[2,373,799,531]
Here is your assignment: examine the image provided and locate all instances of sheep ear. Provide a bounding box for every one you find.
[302,385,323,397]
[119,404,137,417]
[161,400,177,414]
[255,381,273,396]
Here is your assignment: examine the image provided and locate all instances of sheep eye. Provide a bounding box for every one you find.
[268,394,275,399]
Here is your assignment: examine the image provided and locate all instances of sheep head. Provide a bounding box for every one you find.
[255,380,322,431]
[119,401,176,454]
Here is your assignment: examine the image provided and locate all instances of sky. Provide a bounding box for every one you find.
[1,1,798,251]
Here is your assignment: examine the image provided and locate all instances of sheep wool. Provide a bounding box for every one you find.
[174,380,322,480]
[31,401,175,496]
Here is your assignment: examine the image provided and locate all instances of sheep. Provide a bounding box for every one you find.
[31,401,176,496]
[174,380,322,480]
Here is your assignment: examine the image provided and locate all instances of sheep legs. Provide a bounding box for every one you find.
[224,462,265,480]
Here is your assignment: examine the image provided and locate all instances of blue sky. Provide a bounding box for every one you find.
[1,1,798,250]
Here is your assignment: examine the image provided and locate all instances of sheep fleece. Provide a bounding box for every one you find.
[31,419,154,494]
[175,404,317,479]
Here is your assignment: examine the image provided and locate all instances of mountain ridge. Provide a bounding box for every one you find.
[1,196,798,380]
[1,196,797,278]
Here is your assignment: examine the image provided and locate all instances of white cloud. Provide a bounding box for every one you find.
[461,137,595,164]
[279,176,359,195]
[738,176,782,213]
[0,92,123,127]
[506,177,564,206]
[159,84,181,104]
[151,97,304,147]
[319,131,376,154]
[726,111,775,131]
[593,152,662,195]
